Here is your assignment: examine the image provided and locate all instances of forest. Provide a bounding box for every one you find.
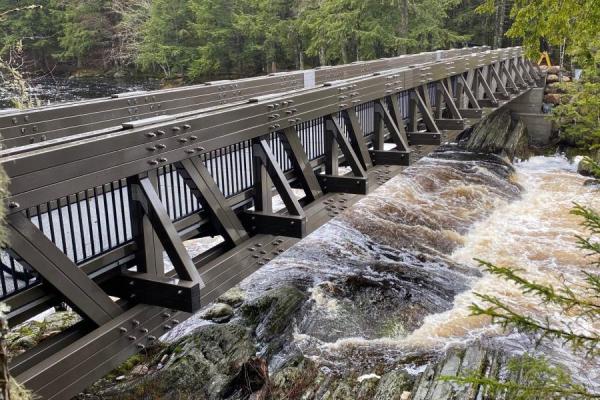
[0,0,513,81]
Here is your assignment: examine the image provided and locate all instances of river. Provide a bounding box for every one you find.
[0,76,159,109]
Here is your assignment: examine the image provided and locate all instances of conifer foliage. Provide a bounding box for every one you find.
[0,0,472,80]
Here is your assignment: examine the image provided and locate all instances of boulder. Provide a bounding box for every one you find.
[217,286,246,308]
[560,75,571,82]
[240,285,307,360]
[241,286,306,342]
[458,108,530,161]
[201,303,234,323]
[503,118,530,161]
[577,153,600,177]
[130,365,149,376]
[544,93,561,105]
[546,74,560,83]
[104,323,258,399]
[547,65,561,74]
[43,311,80,331]
[11,335,36,350]
[113,70,127,79]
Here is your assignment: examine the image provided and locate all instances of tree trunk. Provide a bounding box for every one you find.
[298,49,304,70]
[341,45,348,64]
[493,0,507,49]
[398,0,409,54]
[319,47,326,66]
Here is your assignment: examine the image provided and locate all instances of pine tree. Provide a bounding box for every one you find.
[137,0,195,77]
[56,0,113,68]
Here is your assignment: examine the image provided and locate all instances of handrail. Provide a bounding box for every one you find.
[0,47,489,148]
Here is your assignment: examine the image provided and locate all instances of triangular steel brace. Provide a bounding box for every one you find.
[128,175,204,286]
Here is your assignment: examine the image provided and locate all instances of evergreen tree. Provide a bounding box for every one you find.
[137,0,196,77]
[0,1,61,72]
[56,0,113,68]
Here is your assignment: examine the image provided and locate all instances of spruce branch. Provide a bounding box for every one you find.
[475,260,600,317]
[442,355,600,399]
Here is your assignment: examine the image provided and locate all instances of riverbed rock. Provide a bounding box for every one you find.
[458,108,530,161]
[101,323,258,399]
[7,311,81,356]
[576,151,600,177]
[217,286,246,308]
[544,82,565,94]
[202,303,235,323]
[242,285,306,342]
[411,345,489,400]
[130,365,149,376]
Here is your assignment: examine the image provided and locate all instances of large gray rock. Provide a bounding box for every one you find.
[459,109,530,161]
[101,323,258,399]
[577,151,600,177]
[201,303,235,323]
[241,286,306,342]
[217,287,246,308]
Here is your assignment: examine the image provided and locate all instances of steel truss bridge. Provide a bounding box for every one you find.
[0,45,543,399]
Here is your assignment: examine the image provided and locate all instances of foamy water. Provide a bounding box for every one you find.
[407,155,600,346]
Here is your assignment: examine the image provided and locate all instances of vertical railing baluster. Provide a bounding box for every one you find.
[93,187,104,252]
[110,182,120,246]
[66,196,78,262]
[57,199,68,255]
[85,192,96,256]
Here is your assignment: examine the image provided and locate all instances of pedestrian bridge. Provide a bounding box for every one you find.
[0,45,543,399]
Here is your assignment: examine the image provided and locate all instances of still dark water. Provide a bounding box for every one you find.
[0,76,160,109]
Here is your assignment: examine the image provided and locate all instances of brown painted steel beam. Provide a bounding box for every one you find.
[242,212,306,238]
[132,176,203,284]
[253,137,304,217]
[7,213,122,326]
[459,74,481,110]
[127,169,164,276]
[476,68,499,106]
[104,271,201,313]
[324,115,367,178]
[490,65,510,99]
[369,150,410,166]
[277,126,323,202]
[317,175,368,195]
[176,157,248,246]
[437,80,463,120]
[342,108,373,170]
[375,97,410,152]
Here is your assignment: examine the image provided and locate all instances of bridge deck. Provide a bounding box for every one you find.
[0,46,543,399]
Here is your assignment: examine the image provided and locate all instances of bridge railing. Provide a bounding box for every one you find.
[0,46,543,399]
